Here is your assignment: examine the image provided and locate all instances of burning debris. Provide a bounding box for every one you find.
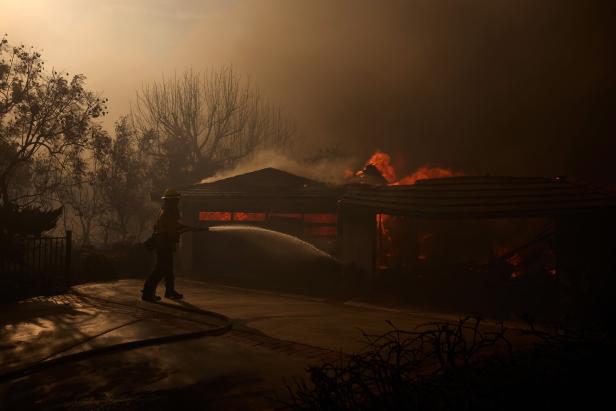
[353,163,389,186]
[350,150,464,186]
[352,150,397,184]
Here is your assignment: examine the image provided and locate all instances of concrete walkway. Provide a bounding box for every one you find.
[0,279,509,410]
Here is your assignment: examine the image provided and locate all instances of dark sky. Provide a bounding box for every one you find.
[2,0,615,180]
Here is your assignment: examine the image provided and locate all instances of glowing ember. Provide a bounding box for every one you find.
[377,214,393,245]
[233,212,266,221]
[507,253,523,279]
[199,211,232,221]
[494,245,525,278]
[376,214,394,268]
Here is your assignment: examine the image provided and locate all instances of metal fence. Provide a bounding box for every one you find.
[0,231,72,298]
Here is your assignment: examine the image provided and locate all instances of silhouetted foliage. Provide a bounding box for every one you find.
[0,35,106,209]
[0,204,62,236]
[55,125,108,245]
[95,116,155,242]
[53,118,155,246]
[0,204,62,273]
[279,318,615,410]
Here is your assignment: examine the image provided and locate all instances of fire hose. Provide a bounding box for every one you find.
[0,292,232,383]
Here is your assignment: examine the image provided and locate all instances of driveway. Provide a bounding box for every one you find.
[0,279,514,410]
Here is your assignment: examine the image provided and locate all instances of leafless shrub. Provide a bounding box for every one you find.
[278,317,614,411]
[279,317,511,410]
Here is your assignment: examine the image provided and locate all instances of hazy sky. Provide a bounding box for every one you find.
[1,0,615,180]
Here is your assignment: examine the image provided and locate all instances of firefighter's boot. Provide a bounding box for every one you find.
[141,289,161,302]
[165,290,184,300]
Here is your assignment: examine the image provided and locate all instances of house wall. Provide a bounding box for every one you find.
[340,208,377,288]
[178,198,342,275]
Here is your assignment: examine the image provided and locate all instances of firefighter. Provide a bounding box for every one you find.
[142,188,195,302]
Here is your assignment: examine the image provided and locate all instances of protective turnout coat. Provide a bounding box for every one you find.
[154,211,187,251]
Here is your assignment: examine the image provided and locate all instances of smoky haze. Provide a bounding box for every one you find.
[227,0,616,181]
[2,0,615,180]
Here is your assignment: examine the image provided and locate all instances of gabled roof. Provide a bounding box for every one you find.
[340,176,616,218]
[196,167,319,190]
[178,168,342,212]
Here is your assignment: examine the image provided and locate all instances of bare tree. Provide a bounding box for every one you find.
[132,67,295,186]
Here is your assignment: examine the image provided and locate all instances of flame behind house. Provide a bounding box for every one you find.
[352,150,464,186]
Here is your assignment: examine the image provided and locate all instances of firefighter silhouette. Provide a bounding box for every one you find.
[142,188,202,301]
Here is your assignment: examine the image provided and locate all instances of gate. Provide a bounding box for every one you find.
[0,231,72,299]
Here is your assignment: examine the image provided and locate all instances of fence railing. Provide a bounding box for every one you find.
[0,231,72,298]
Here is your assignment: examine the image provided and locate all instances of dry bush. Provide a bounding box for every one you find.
[279,317,614,410]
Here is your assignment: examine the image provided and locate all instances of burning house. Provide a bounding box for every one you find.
[339,176,616,319]
[176,167,343,281]
[172,158,616,320]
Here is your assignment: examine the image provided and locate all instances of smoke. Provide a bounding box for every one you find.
[3,0,615,181]
[209,0,616,181]
[200,149,357,185]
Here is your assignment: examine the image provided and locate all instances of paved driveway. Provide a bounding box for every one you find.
[0,279,514,410]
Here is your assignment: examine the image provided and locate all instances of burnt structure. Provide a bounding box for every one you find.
[177,168,343,273]
[340,176,616,319]
[174,168,616,320]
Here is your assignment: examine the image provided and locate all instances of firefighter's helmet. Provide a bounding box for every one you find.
[161,187,181,199]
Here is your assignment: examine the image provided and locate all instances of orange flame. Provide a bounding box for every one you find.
[360,150,397,183]
[356,150,465,270]
[395,165,463,185]
[353,150,463,185]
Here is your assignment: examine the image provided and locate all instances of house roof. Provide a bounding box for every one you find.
[177,169,616,218]
[340,176,616,219]
[178,167,342,213]
[188,167,320,191]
